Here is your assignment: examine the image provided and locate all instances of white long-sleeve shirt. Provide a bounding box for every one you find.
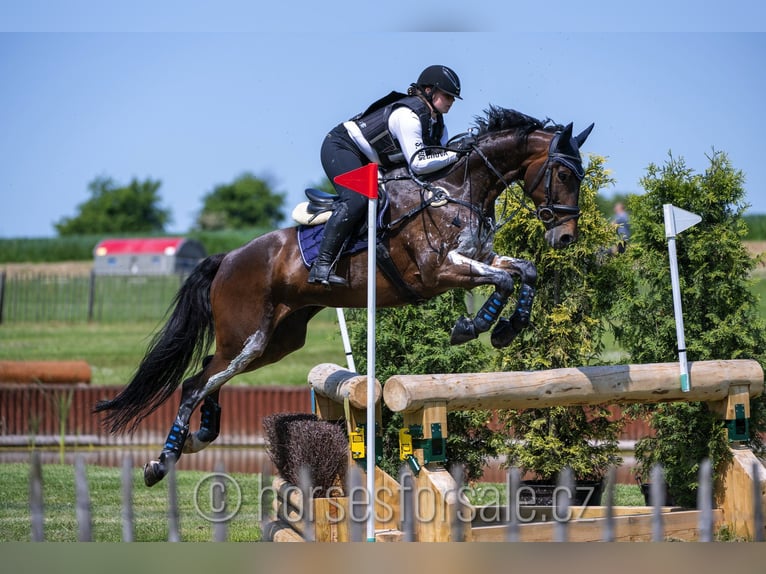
[343,106,459,175]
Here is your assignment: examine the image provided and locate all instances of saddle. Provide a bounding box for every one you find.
[291,188,338,226]
[293,187,391,228]
[294,188,423,302]
[295,188,390,265]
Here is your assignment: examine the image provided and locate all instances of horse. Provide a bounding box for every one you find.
[94,106,594,486]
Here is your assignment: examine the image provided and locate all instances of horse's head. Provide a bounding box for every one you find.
[524,122,594,248]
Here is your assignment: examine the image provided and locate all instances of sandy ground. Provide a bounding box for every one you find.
[748,241,766,261]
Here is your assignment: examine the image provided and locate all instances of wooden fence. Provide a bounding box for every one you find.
[0,384,312,446]
[259,360,766,542]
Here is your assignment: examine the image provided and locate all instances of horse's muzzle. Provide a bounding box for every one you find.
[545,227,577,249]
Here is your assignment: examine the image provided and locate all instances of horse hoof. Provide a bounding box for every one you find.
[143,460,165,487]
[450,316,477,345]
[490,318,519,348]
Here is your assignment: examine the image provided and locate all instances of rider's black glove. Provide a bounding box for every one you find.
[454,135,477,152]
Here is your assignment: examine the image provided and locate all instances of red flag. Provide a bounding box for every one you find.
[333,163,378,199]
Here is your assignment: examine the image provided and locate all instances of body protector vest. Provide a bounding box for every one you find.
[350,91,444,169]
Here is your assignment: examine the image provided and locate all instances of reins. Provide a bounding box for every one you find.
[382,127,584,236]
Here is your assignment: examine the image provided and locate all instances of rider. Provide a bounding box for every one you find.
[308,65,464,287]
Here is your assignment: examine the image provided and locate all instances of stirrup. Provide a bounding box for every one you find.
[308,264,348,287]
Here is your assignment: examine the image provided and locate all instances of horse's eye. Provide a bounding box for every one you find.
[557,171,569,183]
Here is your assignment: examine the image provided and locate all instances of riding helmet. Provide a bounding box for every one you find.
[416,65,462,99]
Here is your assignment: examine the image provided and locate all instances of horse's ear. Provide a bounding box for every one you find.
[560,122,573,142]
[575,123,595,148]
[555,123,575,155]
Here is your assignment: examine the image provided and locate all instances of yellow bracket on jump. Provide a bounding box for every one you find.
[398,428,413,460]
[344,397,366,459]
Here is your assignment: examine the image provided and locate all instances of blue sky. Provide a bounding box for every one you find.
[1,5,765,238]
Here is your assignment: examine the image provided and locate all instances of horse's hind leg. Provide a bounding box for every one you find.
[144,344,260,487]
[143,369,212,486]
[186,306,324,452]
[143,307,323,486]
[183,354,221,454]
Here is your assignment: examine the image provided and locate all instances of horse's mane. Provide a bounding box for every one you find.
[474,105,562,137]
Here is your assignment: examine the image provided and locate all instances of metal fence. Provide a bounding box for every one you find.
[0,271,185,323]
[25,452,766,542]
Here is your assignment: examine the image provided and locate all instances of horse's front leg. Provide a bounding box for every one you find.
[486,254,538,349]
[444,252,517,345]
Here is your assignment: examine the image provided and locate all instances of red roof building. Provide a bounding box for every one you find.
[93,237,207,275]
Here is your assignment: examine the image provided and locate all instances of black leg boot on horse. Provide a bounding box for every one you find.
[308,202,357,288]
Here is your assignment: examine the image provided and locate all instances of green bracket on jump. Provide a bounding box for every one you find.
[399,423,447,475]
[726,403,749,443]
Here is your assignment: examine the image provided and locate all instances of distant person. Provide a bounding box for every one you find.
[612,202,630,253]
[309,65,465,287]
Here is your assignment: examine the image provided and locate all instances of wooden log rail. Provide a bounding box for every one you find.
[0,360,91,384]
[383,359,763,413]
[308,363,381,410]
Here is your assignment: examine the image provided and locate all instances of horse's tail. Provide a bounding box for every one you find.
[94,252,226,433]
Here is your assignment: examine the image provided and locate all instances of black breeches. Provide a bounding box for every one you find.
[320,125,371,226]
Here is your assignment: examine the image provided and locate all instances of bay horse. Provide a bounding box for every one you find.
[94,106,594,486]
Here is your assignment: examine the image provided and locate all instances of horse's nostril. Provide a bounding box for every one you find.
[559,234,574,246]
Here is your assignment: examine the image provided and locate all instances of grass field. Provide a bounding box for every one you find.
[0,308,347,386]
[0,462,265,542]
[0,462,646,542]
[1,276,764,386]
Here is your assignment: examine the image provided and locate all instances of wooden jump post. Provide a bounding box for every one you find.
[268,359,765,541]
[308,362,385,464]
[383,359,766,540]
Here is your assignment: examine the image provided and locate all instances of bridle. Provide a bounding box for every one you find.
[518,131,584,230]
[388,128,584,234]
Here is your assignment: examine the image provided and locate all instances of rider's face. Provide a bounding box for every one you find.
[431,89,455,114]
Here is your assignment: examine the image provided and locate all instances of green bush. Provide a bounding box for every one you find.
[491,155,626,482]
[611,150,766,506]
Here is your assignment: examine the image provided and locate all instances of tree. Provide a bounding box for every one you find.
[611,150,766,507]
[55,176,170,235]
[493,154,621,372]
[492,155,625,482]
[195,172,285,230]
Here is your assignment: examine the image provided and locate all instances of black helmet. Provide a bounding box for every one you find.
[416,65,462,99]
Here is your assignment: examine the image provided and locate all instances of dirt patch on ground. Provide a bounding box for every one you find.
[747,241,766,259]
[1,261,94,277]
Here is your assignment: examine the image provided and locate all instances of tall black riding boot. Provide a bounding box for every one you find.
[308,203,356,287]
